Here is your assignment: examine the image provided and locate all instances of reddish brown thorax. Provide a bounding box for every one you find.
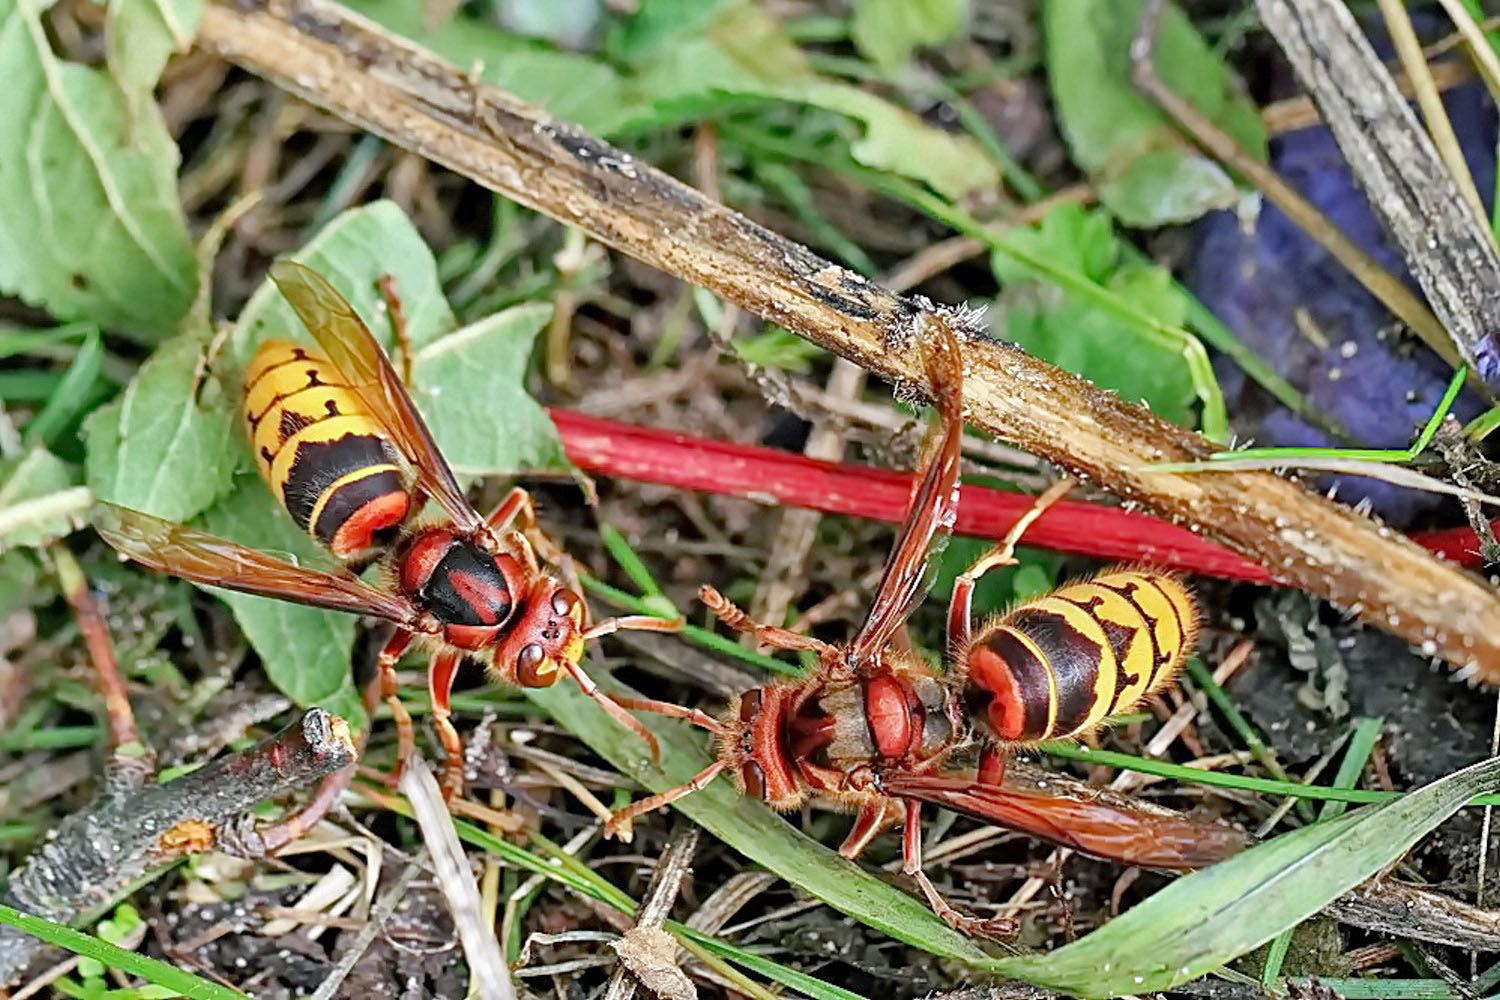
[721,661,962,810]
[395,528,524,650]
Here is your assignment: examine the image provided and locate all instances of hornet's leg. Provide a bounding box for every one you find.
[429,649,466,802]
[560,659,662,765]
[376,630,418,787]
[603,760,728,839]
[902,799,1018,940]
[948,478,1075,652]
[837,800,903,861]
[484,486,568,568]
[377,273,413,385]
[700,585,836,655]
[977,746,1008,787]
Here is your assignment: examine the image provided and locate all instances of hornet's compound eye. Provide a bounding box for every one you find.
[741,760,767,801]
[551,589,581,617]
[516,643,548,685]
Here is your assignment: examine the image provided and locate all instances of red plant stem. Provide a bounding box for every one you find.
[550,408,1493,581]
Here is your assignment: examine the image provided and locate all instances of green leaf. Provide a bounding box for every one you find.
[529,676,994,965]
[0,446,87,549]
[83,326,238,523]
[105,0,202,126]
[633,3,997,201]
[1044,0,1265,226]
[981,756,1500,997]
[409,303,564,475]
[851,0,965,72]
[197,480,364,726]
[0,0,195,341]
[991,203,1207,429]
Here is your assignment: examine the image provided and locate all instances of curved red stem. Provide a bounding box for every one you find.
[549,408,1493,582]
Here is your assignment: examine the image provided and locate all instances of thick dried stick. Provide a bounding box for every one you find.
[1257,0,1500,388]
[195,0,1500,679]
[0,710,355,984]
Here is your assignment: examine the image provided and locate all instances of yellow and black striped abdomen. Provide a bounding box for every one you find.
[243,340,414,559]
[961,570,1199,745]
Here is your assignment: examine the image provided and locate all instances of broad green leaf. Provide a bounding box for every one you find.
[82,327,237,523]
[633,3,997,201]
[105,0,202,125]
[0,0,195,341]
[198,480,363,726]
[529,676,993,965]
[0,446,87,549]
[409,304,564,475]
[980,756,1500,996]
[991,203,1209,429]
[1044,0,1265,226]
[851,0,966,72]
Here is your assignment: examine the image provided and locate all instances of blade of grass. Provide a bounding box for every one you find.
[1043,742,1500,806]
[1290,979,1465,999]
[21,329,103,449]
[977,756,1500,996]
[1186,657,1314,823]
[1259,715,1384,986]
[596,523,667,600]
[0,904,249,1000]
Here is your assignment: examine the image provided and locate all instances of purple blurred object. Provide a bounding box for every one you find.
[1188,82,1495,527]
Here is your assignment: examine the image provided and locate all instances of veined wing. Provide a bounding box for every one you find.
[95,502,423,626]
[268,260,484,535]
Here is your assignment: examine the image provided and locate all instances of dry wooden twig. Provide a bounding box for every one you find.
[1257,0,1500,389]
[0,709,355,984]
[194,0,1500,680]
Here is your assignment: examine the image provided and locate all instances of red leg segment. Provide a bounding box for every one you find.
[377,630,417,787]
[902,798,1018,939]
[429,648,466,801]
[700,585,836,655]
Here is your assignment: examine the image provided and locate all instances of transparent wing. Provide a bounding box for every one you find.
[848,322,965,666]
[95,502,422,626]
[269,260,483,534]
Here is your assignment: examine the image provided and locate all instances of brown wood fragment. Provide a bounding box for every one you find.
[195,0,1500,680]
